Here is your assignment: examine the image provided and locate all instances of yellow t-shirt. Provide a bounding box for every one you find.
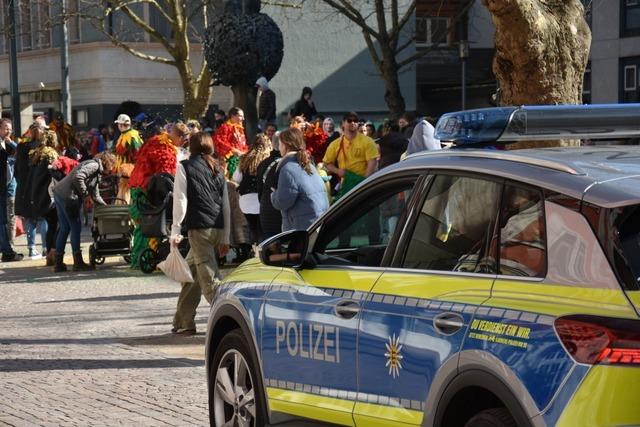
[323,133,379,177]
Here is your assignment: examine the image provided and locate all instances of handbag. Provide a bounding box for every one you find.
[158,245,194,283]
[15,217,24,237]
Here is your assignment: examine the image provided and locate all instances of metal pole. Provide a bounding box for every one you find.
[8,0,21,133]
[462,57,467,111]
[60,0,72,123]
[458,13,469,111]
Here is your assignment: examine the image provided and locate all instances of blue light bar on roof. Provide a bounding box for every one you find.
[435,104,640,145]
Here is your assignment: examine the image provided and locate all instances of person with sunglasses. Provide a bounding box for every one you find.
[322,112,378,202]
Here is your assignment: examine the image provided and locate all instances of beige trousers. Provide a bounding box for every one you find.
[172,227,224,331]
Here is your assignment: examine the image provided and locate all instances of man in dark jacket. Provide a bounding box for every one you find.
[256,148,281,240]
[256,76,276,131]
[377,120,409,170]
[0,119,23,262]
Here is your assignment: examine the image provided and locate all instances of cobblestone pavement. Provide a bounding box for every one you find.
[0,233,219,426]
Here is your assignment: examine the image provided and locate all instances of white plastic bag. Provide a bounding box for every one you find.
[158,245,194,283]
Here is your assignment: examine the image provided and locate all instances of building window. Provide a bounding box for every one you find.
[621,58,640,102]
[19,0,32,51]
[583,63,591,104]
[625,65,637,91]
[0,0,6,55]
[416,17,450,47]
[35,2,51,49]
[581,0,592,27]
[66,0,81,43]
[622,0,640,37]
[74,109,88,126]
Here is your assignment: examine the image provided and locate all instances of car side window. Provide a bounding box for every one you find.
[499,184,546,277]
[313,181,416,267]
[402,175,501,273]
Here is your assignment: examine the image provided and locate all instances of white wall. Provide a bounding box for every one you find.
[262,1,416,117]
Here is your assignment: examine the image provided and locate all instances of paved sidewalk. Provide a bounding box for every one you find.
[0,231,215,426]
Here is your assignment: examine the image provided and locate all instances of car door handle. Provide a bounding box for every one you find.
[335,300,360,319]
[433,312,464,335]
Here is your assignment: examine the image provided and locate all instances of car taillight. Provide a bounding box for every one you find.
[554,315,640,366]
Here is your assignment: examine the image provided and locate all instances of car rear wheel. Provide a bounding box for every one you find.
[464,408,517,427]
[210,330,266,427]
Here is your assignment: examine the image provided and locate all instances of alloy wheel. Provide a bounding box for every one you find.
[213,349,256,427]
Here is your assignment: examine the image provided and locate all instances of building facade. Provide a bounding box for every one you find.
[0,1,416,131]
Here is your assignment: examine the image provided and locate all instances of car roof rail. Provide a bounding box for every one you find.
[405,150,584,175]
[435,104,640,146]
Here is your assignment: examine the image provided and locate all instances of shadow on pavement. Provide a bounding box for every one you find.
[0,264,160,284]
[34,292,179,304]
[0,357,204,372]
[0,333,205,346]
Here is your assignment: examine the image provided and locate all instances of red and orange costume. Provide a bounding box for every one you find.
[213,120,248,177]
[128,132,178,268]
[304,123,328,164]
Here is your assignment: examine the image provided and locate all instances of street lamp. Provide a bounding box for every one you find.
[8,0,21,132]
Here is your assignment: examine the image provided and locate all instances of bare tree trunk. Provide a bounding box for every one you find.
[177,64,212,121]
[232,84,258,144]
[484,0,591,148]
[380,47,406,118]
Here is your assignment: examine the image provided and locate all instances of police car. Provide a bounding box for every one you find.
[205,104,640,427]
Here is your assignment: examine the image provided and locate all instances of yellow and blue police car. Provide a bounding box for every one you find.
[205,104,640,427]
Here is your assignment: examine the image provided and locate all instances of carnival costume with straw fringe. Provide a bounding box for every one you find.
[114,128,143,204]
[128,132,178,268]
[213,120,247,177]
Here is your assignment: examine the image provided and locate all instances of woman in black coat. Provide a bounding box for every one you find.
[256,149,282,240]
[291,87,318,121]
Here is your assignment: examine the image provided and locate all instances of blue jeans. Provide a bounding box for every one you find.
[25,218,48,251]
[54,194,82,254]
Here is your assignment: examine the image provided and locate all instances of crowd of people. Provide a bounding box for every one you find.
[0,81,442,335]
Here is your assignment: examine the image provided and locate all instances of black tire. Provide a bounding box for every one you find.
[209,329,267,427]
[94,256,105,265]
[139,249,157,274]
[464,408,517,427]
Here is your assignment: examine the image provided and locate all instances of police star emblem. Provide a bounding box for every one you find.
[385,333,404,379]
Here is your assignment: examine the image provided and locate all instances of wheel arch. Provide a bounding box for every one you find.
[206,300,271,422]
[422,350,546,427]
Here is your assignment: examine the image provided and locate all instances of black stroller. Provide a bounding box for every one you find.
[137,173,189,273]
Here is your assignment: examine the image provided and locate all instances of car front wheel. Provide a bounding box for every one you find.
[464,408,517,427]
[210,329,265,427]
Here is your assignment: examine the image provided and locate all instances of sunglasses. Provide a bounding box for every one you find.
[346,118,358,124]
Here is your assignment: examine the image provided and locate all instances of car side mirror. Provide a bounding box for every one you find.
[258,230,309,269]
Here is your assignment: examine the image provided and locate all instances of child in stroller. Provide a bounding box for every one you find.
[137,172,189,273]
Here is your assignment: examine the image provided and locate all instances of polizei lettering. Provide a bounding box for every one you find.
[275,320,341,363]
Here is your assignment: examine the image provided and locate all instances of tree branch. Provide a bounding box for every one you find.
[114,2,177,56]
[398,0,474,70]
[389,0,416,42]
[108,36,177,65]
[363,31,382,73]
[320,0,380,40]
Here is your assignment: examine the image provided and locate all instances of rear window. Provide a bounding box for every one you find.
[612,204,640,290]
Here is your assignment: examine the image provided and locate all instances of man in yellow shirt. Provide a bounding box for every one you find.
[323,112,378,200]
